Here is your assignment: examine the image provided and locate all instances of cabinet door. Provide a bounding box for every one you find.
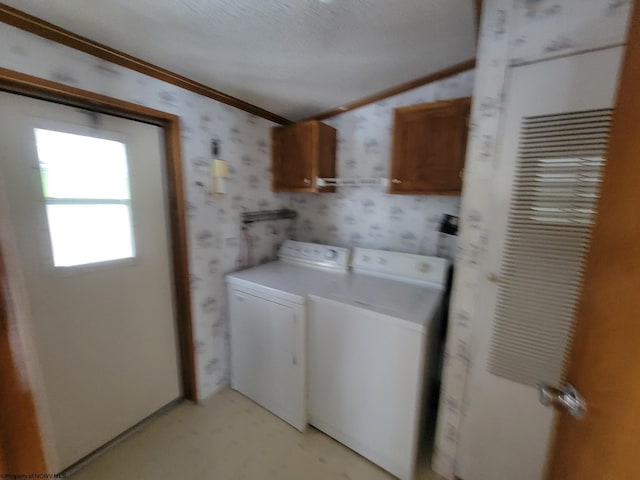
[228,290,305,430]
[390,97,470,194]
[272,121,315,192]
[317,122,337,193]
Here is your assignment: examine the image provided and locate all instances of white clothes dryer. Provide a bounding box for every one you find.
[308,248,449,479]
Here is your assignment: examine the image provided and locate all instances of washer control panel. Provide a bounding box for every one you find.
[279,241,350,271]
[351,248,449,286]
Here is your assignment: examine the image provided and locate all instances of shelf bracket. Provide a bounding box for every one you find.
[316,177,390,188]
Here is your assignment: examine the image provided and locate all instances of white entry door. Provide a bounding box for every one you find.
[0,93,181,472]
[457,47,624,479]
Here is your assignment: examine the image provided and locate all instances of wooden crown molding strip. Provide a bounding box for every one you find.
[0,3,291,125]
[306,58,476,121]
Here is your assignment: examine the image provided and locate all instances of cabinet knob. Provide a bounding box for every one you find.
[391,179,402,184]
[303,178,311,185]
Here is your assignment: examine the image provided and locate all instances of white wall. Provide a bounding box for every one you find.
[2,4,631,465]
[432,0,632,478]
[0,23,292,400]
[291,70,475,254]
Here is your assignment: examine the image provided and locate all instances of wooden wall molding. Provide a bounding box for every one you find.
[306,58,476,121]
[0,70,199,468]
[474,0,484,36]
[0,3,291,125]
[0,247,48,473]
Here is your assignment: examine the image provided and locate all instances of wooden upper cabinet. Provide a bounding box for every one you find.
[271,120,336,192]
[390,97,471,195]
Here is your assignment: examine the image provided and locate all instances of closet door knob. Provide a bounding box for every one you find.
[303,178,311,185]
[391,179,402,184]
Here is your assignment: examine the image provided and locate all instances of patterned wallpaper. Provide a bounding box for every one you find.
[0,23,292,400]
[510,0,632,65]
[432,1,631,479]
[290,70,475,253]
[0,0,632,472]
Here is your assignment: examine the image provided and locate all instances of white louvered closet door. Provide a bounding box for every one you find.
[457,47,625,480]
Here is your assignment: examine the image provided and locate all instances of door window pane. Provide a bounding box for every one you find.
[45,204,134,267]
[34,128,135,267]
[35,129,130,199]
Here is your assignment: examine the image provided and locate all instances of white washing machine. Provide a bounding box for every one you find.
[308,248,449,480]
[226,240,350,431]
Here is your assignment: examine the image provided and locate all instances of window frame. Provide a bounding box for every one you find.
[30,119,138,272]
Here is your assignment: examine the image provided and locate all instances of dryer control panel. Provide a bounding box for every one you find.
[351,248,449,286]
[279,241,350,271]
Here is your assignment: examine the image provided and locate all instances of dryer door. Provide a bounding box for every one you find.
[228,289,306,431]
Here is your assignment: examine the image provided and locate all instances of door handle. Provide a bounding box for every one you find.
[537,383,587,419]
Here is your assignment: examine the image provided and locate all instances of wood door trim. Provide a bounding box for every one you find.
[474,0,483,36]
[545,3,640,479]
[306,59,476,121]
[0,3,291,125]
[0,67,199,470]
[0,246,48,473]
[0,67,177,124]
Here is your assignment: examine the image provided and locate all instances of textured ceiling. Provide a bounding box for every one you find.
[6,0,477,120]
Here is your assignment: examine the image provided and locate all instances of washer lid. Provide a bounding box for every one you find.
[226,261,347,304]
[316,273,444,329]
